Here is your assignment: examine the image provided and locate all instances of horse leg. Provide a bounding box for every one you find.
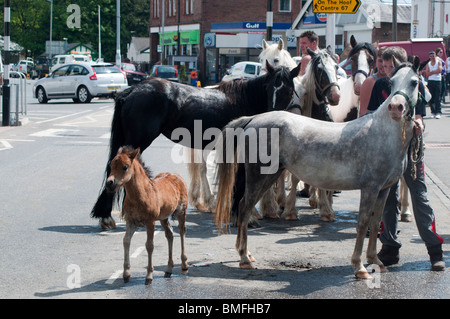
[318,189,336,222]
[237,168,283,269]
[281,173,300,220]
[366,188,390,273]
[144,220,156,285]
[200,152,216,212]
[275,171,287,214]
[309,187,318,208]
[399,177,412,222]
[259,186,280,219]
[160,218,175,278]
[176,205,189,274]
[351,189,379,279]
[123,222,137,283]
[188,149,204,211]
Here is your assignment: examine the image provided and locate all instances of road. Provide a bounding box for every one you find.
[1,80,450,303]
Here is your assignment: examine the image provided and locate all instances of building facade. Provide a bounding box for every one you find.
[149,0,301,85]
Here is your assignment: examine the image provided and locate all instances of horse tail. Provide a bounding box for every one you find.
[214,116,253,232]
[91,87,133,221]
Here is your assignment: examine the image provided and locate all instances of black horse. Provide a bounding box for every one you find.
[92,61,301,228]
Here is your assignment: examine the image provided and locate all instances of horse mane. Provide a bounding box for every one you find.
[348,42,377,59]
[215,72,271,108]
[121,145,153,179]
[301,51,328,117]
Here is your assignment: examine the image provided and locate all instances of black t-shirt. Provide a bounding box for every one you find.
[367,77,427,117]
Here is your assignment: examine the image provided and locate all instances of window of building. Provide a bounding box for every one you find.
[279,0,291,12]
[153,0,160,18]
[185,0,194,14]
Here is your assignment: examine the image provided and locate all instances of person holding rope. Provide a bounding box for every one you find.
[366,46,445,271]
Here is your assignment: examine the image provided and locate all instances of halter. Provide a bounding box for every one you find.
[312,57,340,98]
[391,90,425,119]
[352,69,369,78]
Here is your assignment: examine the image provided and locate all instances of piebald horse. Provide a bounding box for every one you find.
[215,58,421,279]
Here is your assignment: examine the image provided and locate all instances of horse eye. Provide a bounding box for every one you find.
[123,164,129,171]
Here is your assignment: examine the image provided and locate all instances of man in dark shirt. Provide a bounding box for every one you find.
[366,47,445,271]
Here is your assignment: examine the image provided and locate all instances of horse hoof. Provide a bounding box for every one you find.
[123,276,130,283]
[164,272,172,278]
[239,262,254,269]
[145,278,152,285]
[283,213,299,220]
[181,268,189,275]
[100,217,116,229]
[320,215,336,222]
[195,204,207,212]
[354,271,372,279]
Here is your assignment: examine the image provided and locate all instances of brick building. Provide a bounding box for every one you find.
[149,0,301,85]
[149,0,412,85]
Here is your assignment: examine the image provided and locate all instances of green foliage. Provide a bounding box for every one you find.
[1,0,149,62]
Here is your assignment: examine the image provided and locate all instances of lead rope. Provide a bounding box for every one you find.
[409,119,424,180]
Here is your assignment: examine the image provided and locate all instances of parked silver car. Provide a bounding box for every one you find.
[33,62,129,103]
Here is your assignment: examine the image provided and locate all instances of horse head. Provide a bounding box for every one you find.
[259,39,298,72]
[106,146,141,193]
[348,35,376,96]
[387,56,421,122]
[307,47,341,106]
[265,60,301,111]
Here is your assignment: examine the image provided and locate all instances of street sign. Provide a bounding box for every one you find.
[312,0,361,14]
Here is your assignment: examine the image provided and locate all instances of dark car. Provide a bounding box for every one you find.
[121,62,147,85]
[149,65,179,82]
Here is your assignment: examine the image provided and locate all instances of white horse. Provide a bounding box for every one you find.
[257,41,341,221]
[215,58,421,279]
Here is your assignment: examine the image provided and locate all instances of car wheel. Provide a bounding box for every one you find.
[77,86,92,103]
[36,86,48,104]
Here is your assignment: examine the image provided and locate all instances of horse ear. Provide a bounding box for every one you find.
[413,56,421,72]
[307,47,316,57]
[117,147,124,155]
[277,38,284,51]
[290,61,301,79]
[129,148,140,160]
[265,60,275,74]
[350,35,357,48]
[262,39,269,49]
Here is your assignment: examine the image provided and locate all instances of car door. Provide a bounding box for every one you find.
[67,65,89,96]
[45,65,70,97]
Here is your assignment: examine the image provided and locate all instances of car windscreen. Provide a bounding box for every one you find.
[155,66,176,77]
[92,65,121,74]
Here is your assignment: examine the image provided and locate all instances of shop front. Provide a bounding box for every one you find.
[204,22,296,85]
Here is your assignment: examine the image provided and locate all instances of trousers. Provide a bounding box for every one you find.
[380,154,444,249]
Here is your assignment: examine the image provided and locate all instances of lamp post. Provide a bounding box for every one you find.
[48,0,53,60]
[2,0,11,126]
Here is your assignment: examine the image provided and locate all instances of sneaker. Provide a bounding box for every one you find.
[428,245,446,271]
[431,113,436,118]
[436,114,441,119]
[377,245,400,266]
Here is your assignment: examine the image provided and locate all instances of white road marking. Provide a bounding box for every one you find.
[0,140,13,151]
[35,110,92,124]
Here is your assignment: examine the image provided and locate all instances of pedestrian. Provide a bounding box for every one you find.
[446,51,450,101]
[298,31,319,76]
[359,46,388,116]
[425,50,442,118]
[436,48,446,104]
[367,47,446,272]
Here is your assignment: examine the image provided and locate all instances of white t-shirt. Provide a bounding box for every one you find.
[428,60,441,81]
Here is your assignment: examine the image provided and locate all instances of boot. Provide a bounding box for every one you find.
[428,245,446,271]
[377,245,400,266]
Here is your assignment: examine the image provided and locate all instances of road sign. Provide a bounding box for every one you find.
[312,0,361,14]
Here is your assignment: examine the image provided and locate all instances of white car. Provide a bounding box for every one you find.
[222,61,262,81]
[33,62,129,103]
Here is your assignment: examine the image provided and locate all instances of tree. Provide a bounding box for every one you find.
[2,0,150,62]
